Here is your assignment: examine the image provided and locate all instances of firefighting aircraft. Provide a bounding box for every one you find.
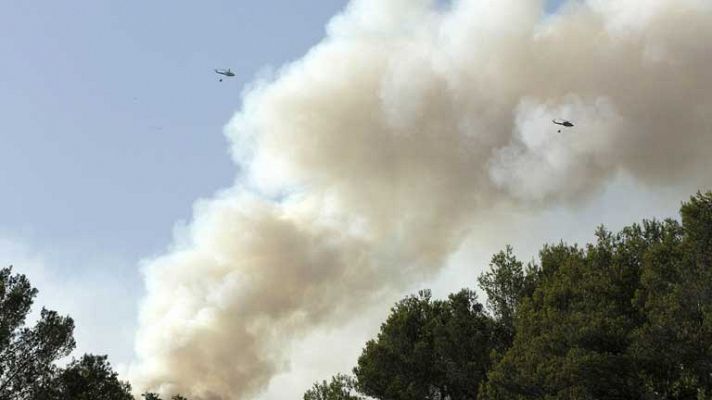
[215,68,236,82]
[552,119,574,133]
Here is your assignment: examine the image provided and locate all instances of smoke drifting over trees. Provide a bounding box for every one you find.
[130,0,712,398]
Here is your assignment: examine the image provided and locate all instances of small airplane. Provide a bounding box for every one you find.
[215,68,236,82]
[552,119,574,133]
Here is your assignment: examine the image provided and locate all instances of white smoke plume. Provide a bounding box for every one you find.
[130,0,712,398]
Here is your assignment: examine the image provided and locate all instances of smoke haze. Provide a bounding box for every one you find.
[130,0,712,398]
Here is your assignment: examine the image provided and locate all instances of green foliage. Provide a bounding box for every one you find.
[0,268,38,348]
[478,246,536,349]
[480,191,712,399]
[354,289,493,400]
[0,266,139,400]
[41,354,133,400]
[0,267,76,399]
[303,374,363,400]
[681,191,712,253]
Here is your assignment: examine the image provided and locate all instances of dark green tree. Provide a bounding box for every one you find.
[0,266,139,400]
[303,374,363,400]
[480,191,712,399]
[38,354,133,400]
[477,246,536,349]
[354,289,493,400]
[629,192,712,398]
[0,267,75,399]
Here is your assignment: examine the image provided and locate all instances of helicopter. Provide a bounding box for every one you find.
[215,68,236,82]
[552,119,574,133]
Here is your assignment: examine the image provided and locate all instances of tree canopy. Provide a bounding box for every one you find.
[38,354,134,400]
[306,191,712,400]
[0,266,188,400]
[354,289,493,400]
[0,267,77,399]
[482,192,712,399]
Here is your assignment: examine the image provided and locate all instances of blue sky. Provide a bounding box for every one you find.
[0,0,350,261]
[0,0,349,366]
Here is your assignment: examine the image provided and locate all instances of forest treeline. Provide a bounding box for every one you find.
[305,191,712,400]
[0,191,710,399]
[0,265,184,399]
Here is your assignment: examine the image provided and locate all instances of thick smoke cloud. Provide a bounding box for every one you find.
[131,0,712,398]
